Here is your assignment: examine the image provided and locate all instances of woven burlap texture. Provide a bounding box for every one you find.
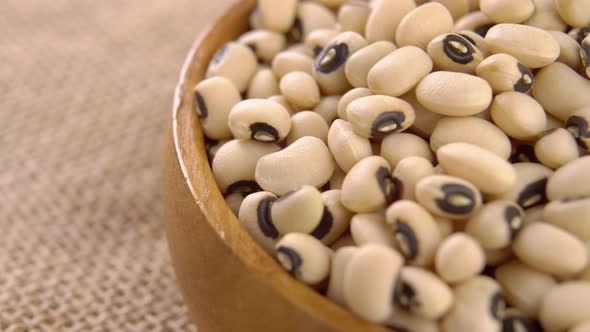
[0,0,233,330]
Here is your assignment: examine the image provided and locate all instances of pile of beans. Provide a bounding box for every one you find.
[195,0,590,330]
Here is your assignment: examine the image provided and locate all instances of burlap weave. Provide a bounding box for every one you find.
[0,0,232,330]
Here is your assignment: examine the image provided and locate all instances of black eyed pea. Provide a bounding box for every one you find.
[452,11,493,34]
[327,246,358,306]
[193,76,242,140]
[457,30,491,56]
[385,308,440,332]
[570,321,590,332]
[237,29,286,63]
[364,0,416,43]
[426,33,484,74]
[239,191,280,253]
[304,29,340,57]
[313,31,368,95]
[465,201,525,250]
[415,175,483,220]
[490,92,546,141]
[350,213,395,248]
[416,71,493,116]
[271,51,314,79]
[381,133,434,169]
[337,1,371,35]
[548,31,583,70]
[475,54,534,95]
[400,90,445,139]
[485,23,560,68]
[327,119,373,172]
[581,35,590,79]
[442,276,506,332]
[546,156,590,201]
[343,244,404,323]
[510,142,539,164]
[275,233,332,286]
[555,0,590,28]
[392,156,435,201]
[279,71,321,109]
[286,111,329,145]
[484,246,514,267]
[480,0,535,23]
[367,46,433,97]
[228,99,291,143]
[206,42,258,93]
[346,95,416,139]
[341,156,401,213]
[544,196,590,241]
[523,0,568,31]
[255,136,334,195]
[385,200,442,267]
[435,233,485,283]
[345,41,397,89]
[495,260,557,317]
[432,0,471,20]
[535,128,580,169]
[539,282,590,332]
[258,0,298,33]
[212,139,280,194]
[269,185,326,236]
[313,95,341,124]
[437,142,517,195]
[247,66,280,99]
[395,2,454,50]
[319,189,354,245]
[337,87,372,121]
[570,26,590,44]
[395,266,453,320]
[225,192,244,216]
[532,62,590,121]
[494,162,553,210]
[513,222,588,277]
[502,311,544,332]
[294,2,336,42]
[430,116,512,159]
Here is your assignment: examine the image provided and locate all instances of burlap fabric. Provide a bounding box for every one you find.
[0,0,232,330]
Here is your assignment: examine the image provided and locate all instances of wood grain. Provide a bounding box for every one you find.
[162,0,390,331]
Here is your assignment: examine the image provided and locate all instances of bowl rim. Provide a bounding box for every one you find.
[169,1,388,330]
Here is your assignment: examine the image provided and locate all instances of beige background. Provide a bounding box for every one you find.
[0,0,232,330]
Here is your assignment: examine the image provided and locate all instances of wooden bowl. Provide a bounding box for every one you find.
[161,1,389,331]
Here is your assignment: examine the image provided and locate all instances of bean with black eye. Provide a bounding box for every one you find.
[269,185,326,236]
[343,244,404,323]
[480,0,535,23]
[294,2,336,41]
[225,192,244,216]
[416,175,482,219]
[239,191,279,253]
[457,29,491,56]
[286,111,329,145]
[275,233,332,286]
[465,201,525,250]
[513,222,588,277]
[350,213,395,248]
[258,0,298,33]
[304,29,339,57]
[367,46,433,98]
[535,128,580,169]
[206,42,258,93]
[510,142,539,164]
[476,53,534,94]
[548,30,583,69]
[442,276,506,332]
[395,266,453,319]
[313,95,341,124]
[570,26,590,44]
[346,95,415,138]
[212,139,280,194]
[247,66,280,99]
[427,33,484,74]
[539,282,590,332]
[319,190,353,245]
[545,196,590,241]
[453,11,493,33]
[238,29,286,63]
[491,92,546,141]
[533,62,590,121]
[496,260,557,317]
[502,312,544,332]
[271,51,314,79]
[341,156,400,213]
[256,136,334,195]
[327,246,357,306]
[396,2,454,50]
[494,162,553,210]
[345,41,397,89]
[546,156,590,201]
[228,99,291,142]
[435,233,485,283]
[313,31,368,95]
[193,76,241,140]
[337,1,371,35]
[365,0,416,43]
[385,308,440,332]
[581,35,590,79]
[392,156,435,201]
[279,71,321,110]
[327,119,373,172]
[337,88,372,121]
[386,200,442,267]
[524,0,568,31]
